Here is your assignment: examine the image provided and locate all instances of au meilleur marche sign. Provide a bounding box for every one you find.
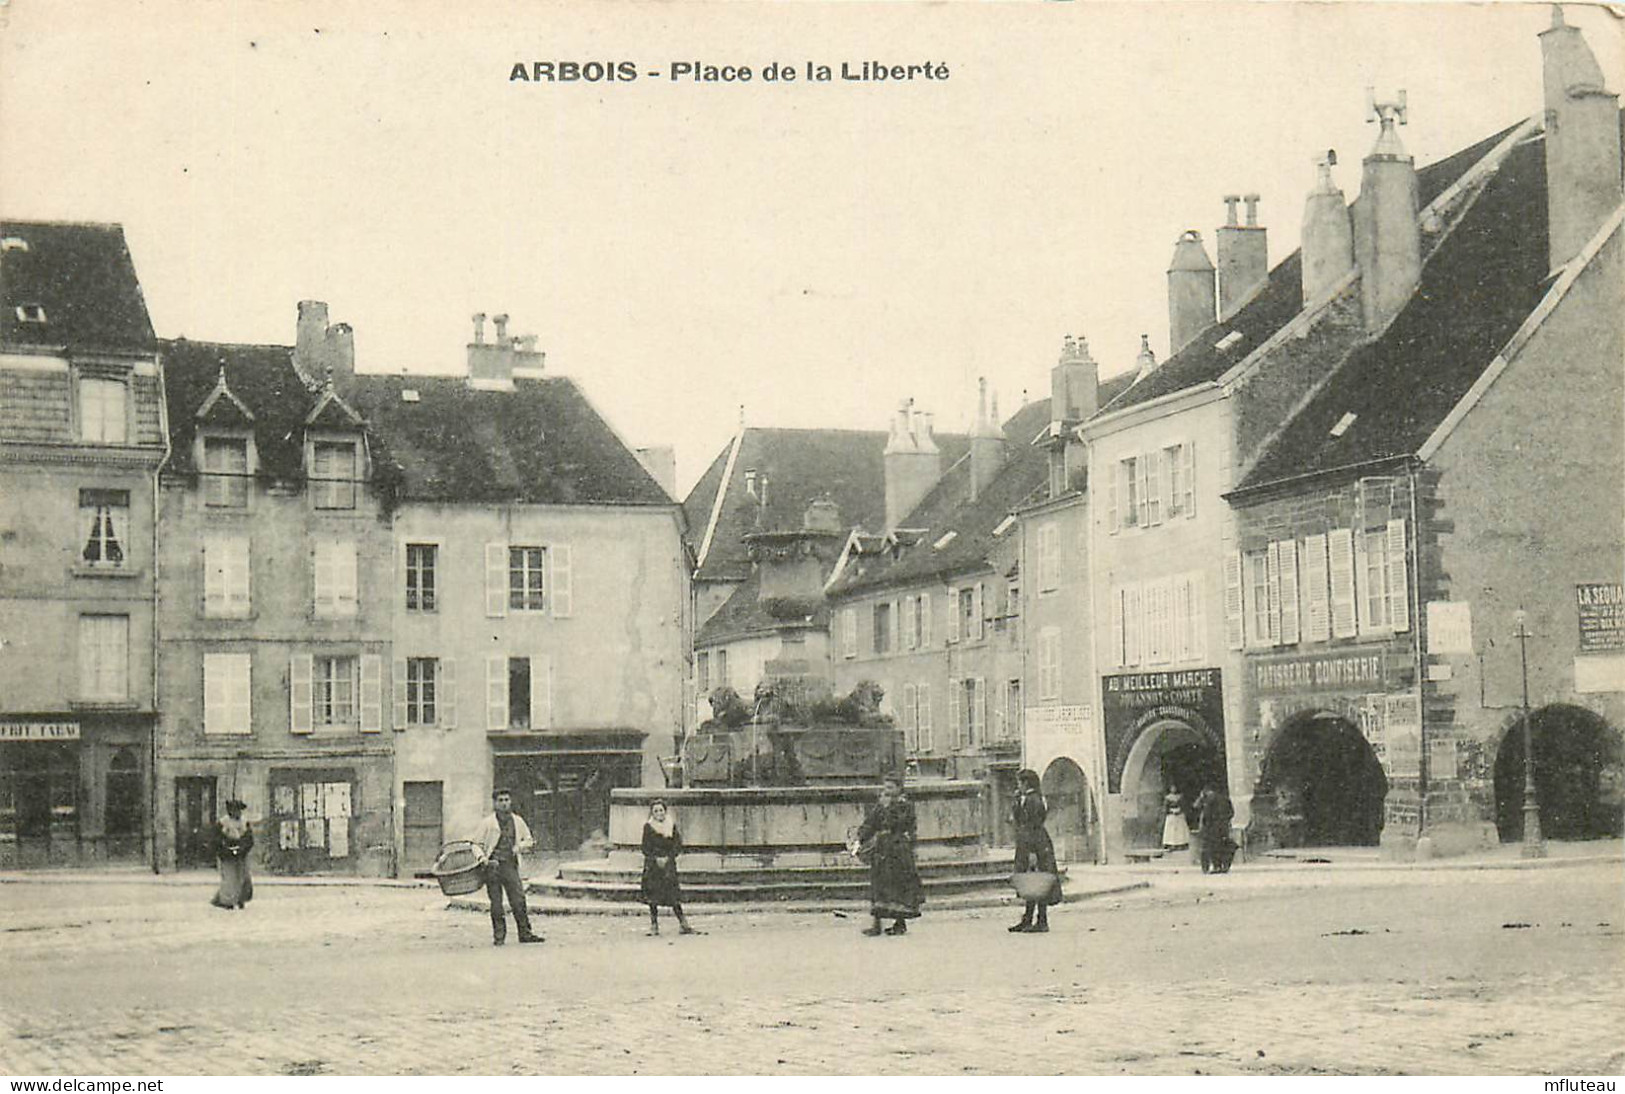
[0,721,81,741]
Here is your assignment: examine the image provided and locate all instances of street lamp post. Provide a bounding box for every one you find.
[1512,609,1546,858]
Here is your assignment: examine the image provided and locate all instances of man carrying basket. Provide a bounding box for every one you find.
[471,789,544,947]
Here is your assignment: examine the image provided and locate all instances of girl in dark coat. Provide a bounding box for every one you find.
[210,799,254,910]
[641,799,697,936]
[1010,769,1062,932]
[855,773,923,936]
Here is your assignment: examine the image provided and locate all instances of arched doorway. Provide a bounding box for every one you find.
[1041,757,1098,863]
[104,746,144,860]
[1255,712,1386,847]
[1119,719,1226,851]
[1494,704,1625,842]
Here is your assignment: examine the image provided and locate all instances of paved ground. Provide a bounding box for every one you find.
[1,860,1622,1075]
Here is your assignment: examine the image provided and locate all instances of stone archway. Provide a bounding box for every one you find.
[1254,711,1386,847]
[1119,719,1226,852]
[1041,757,1098,863]
[1494,704,1625,842]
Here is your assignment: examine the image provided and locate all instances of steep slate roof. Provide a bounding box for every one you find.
[161,339,331,483]
[1100,124,1523,416]
[347,374,673,507]
[685,426,971,584]
[1235,129,1561,492]
[696,567,831,646]
[1,221,155,354]
[831,395,1074,595]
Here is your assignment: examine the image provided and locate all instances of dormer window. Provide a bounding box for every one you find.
[79,378,127,444]
[312,440,358,509]
[15,304,46,322]
[80,489,130,569]
[203,436,250,508]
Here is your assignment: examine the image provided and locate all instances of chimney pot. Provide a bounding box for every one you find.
[1223,195,1242,226]
[492,313,510,343]
[1355,90,1422,330]
[472,312,487,344]
[1244,194,1261,226]
[1167,230,1218,354]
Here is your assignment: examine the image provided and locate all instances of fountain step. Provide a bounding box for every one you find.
[556,855,1018,889]
[531,869,1033,904]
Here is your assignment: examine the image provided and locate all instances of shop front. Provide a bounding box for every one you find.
[490,731,647,855]
[0,716,151,869]
[1100,670,1226,857]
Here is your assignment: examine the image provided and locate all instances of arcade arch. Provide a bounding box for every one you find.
[1494,704,1624,842]
[1254,710,1386,847]
[1040,757,1098,863]
[1118,718,1225,851]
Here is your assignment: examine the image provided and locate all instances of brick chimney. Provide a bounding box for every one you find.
[1050,334,1100,423]
[883,398,941,530]
[1540,6,1623,274]
[1302,150,1357,304]
[293,300,355,390]
[1134,334,1157,383]
[969,377,1006,503]
[467,310,545,389]
[1167,230,1217,356]
[1353,91,1421,332]
[1217,194,1269,320]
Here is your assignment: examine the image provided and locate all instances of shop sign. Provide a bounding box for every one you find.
[1426,601,1475,655]
[1024,705,1090,734]
[1577,583,1625,652]
[1250,647,1386,696]
[1383,693,1422,778]
[0,721,81,741]
[1101,669,1225,794]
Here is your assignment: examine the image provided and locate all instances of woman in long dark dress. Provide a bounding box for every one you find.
[210,799,254,910]
[1195,785,1237,874]
[855,773,923,936]
[640,799,697,936]
[1010,768,1062,933]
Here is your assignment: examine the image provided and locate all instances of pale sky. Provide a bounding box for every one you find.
[3,1,1620,494]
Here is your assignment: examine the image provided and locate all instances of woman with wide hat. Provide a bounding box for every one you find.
[210,798,254,910]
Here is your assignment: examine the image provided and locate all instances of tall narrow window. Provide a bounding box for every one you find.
[1119,457,1140,527]
[79,379,127,443]
[79,489,129,569]
[406,544,438,612]
[1245,550,1272,648]
[406,657,438,726]
[1362,529,1393,631]
[872,601,892,656]
[508,656,532,729]
[313,656,358,726]
[508,546,547,612]
[312,441,358,509]
[203,437,250,508]
[78,615,129,701]
[696,652,710,695]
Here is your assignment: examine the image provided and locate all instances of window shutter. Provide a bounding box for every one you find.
[486,655,508,731]
[550,545,573,618]
[903,683,917,749]
[398,540,409,611]
[1144,449,1163,525]
[1303,534,1331,643]
[891,599,901,652]
[974,678,987,746]
[1189,572,1208,661]
[230,655,251,735]
[485,543,507,618]
[1172,576,1191,662]
[1328,529,1357,639]
[972,583,985,641]
[1352,528,1370,636]
[1266,542,1282,647]
[204,654,227,735]
[313,542,335,616]
[1107,586,1125,669]
[393,658,409,730]
[228,538,251,614]
[1124,583,1144,666]
[918,682,932,750]
[904,598,917,651]
[1107,459,1119,533]
[338,542,359,618]
[360,654,382,732]
[1387,519,1409,633]
[1182,441,1196,518]
[1279,540,1301,646]
[439,659,456,728]
[532,654,553,729]
[947,587,960,642]
[920,594,933,648]
[1135,456,1151,526]
[842,608,857,659]
[204,540,226,616]
[290,654,313,734]
[948,677,962,747]
[1223,552,1245,650]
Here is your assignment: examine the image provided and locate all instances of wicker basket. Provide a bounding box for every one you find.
[431,840,488,897]
[1011,871,1060,902]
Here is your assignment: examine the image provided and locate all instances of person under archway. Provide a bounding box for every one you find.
[1194,784,1236,874]
[1161,784,1191,853]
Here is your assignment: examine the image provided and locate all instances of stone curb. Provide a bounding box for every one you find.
[1111,852,1623,880]
[445,880,1154,918]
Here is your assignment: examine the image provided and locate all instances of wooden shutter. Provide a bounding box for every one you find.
[903,683,918,750]
[1188,572,1208,661]
[948,677,962,747]
[204,653,227,735]
[1279,540,1301,646]
[1352,528,1371,636]
[891,599,902,652]
[920,593,933,648]
[1223,552,1245,650]
[1266,542,1282,647]
[1303,534,1331,643]
[393,658,409,730]
[1108,586,1125,668]
[338,542,359,618]
[947,587,960,642]
[229,655,251,735]
[1329,528,1357,639]
[973,583,985,641]
[1387,519,1409,633]
[918,683,932,750]
[1144,449,1163,525]
[1172,576,1191,662]
[485,543,507,618]
[904,597,917,651]
[1124,583,1143,666]
[439,659,457,728]
[360,654,382,732]
[486,655,508,730]
[532,654,553,729]
[228,538,250,615]
[1135,456,1152,527]
[290,654,313,734]
[842,608,857,659]
[1182,441,1196,518]
[974,678,987,746]
[204,539,225,616]
[550,545,573,618]
[312,541,334,616]
[1106,458,1119,533]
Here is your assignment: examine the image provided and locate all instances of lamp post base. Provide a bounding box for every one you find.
[1520,800,1546,858]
